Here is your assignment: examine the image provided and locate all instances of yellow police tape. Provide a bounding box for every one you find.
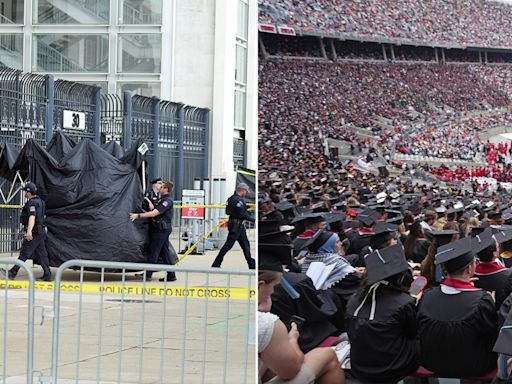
[177,217,229,262]
[0,204,255,209]
[0,280,255,300]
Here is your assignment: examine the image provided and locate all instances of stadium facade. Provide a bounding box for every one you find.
[0,0,257,185]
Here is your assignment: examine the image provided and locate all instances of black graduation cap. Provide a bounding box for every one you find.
[470,226,487,237]
[493,229,512,244]
[357,209,380,227]
[365,244,410,285]
[487,210,502,220]
[430,230,458,246]
[307,230,337,253]
[259,220,294,238]
[435,237,475,274]
[258,230,293,272]
[325,212,346,228]
[291,213,326,228]
[493,310,512,355]
[276,201,296,216]
[292,229,322,257]
[300,197,311,206]
[370,222,398,249]
[471,228,496,256]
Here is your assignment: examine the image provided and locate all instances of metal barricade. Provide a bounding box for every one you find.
[50,260,255,384]
[0,258,35,384]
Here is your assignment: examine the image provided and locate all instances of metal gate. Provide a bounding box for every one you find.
[0,259,255,383]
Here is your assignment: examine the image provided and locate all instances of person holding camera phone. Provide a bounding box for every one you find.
[258,245,345,384]
[130,181,177,281]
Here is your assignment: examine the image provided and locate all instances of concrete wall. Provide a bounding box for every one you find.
[172,0,257,196]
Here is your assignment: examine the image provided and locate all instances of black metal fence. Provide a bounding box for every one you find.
[0,68,211,252]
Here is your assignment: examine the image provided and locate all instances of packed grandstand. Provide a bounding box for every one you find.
[258,1,512,383]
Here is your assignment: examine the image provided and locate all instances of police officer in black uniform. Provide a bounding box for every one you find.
[4,182,51,281]
[211,183,255,269]
[130,181,177,281]
[143,177,162,212]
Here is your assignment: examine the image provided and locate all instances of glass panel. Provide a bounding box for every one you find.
[234,89,246,130]
[119,34,161,73]
[121,0,162,24]
[118,82,160,97]
[35,0,109,24]
[237,0,248,40]
[235,44,247,84]
[77,81,108,93]
[0,0,24,24]
[0,34,23,69]
[34,34,109,73]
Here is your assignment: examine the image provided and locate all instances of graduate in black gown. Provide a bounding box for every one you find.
[417,237,498,378]
[345,244,419,383]
[473,228,512,309]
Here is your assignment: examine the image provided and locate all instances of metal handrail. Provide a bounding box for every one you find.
[123,2,158,24]
[36,41,83,72]
[0,14,14,24]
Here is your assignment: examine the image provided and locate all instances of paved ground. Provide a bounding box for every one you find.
[0,231,256,384]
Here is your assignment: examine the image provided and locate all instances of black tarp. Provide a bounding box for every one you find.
[2,133,149,267]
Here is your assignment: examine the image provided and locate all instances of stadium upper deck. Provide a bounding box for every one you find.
[259,0,512,49]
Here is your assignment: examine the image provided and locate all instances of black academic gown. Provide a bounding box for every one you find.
[417,285,498,377]
[270,272,339,352]
[346,285,419,383]
[474,265,512,309]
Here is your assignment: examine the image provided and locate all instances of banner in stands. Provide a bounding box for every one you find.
[259,24,277,33]
[236,166,255,203]
[278,26,296,36]
[0,132,148,267]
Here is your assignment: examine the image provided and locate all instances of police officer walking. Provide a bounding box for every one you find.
[130,181,177,281]
[211,183,255,269]
[3,183,51,281]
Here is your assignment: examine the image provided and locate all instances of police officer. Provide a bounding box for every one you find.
[130,181,177,281]
[211,183,255,269]
[3,182,51,281]
[143,177,163,212]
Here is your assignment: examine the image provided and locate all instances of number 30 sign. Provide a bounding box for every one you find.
[63,110,86,130]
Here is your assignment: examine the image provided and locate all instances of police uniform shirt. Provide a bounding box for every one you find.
[346,286,419,383]
[417,284,498,377]
[155,195,174,224]
[227,193,254,222]
[21,197,45,228]
[143,189,161,212]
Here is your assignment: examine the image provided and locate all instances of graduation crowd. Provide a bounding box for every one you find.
[258,163,512,383]
[259,0,512,48]
[259,61,509,130]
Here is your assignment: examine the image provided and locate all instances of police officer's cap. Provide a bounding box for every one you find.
[237,183,250,192]
[150,177,162,184]
[23,182,37,194]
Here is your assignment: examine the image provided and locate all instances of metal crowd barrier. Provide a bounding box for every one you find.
[0,259,255,383]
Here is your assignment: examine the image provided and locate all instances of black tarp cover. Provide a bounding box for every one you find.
[7,133,147,266]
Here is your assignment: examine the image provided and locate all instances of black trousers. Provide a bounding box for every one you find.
[145,227,175,279]
[211,220,255,269]
[11,232,51,277]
